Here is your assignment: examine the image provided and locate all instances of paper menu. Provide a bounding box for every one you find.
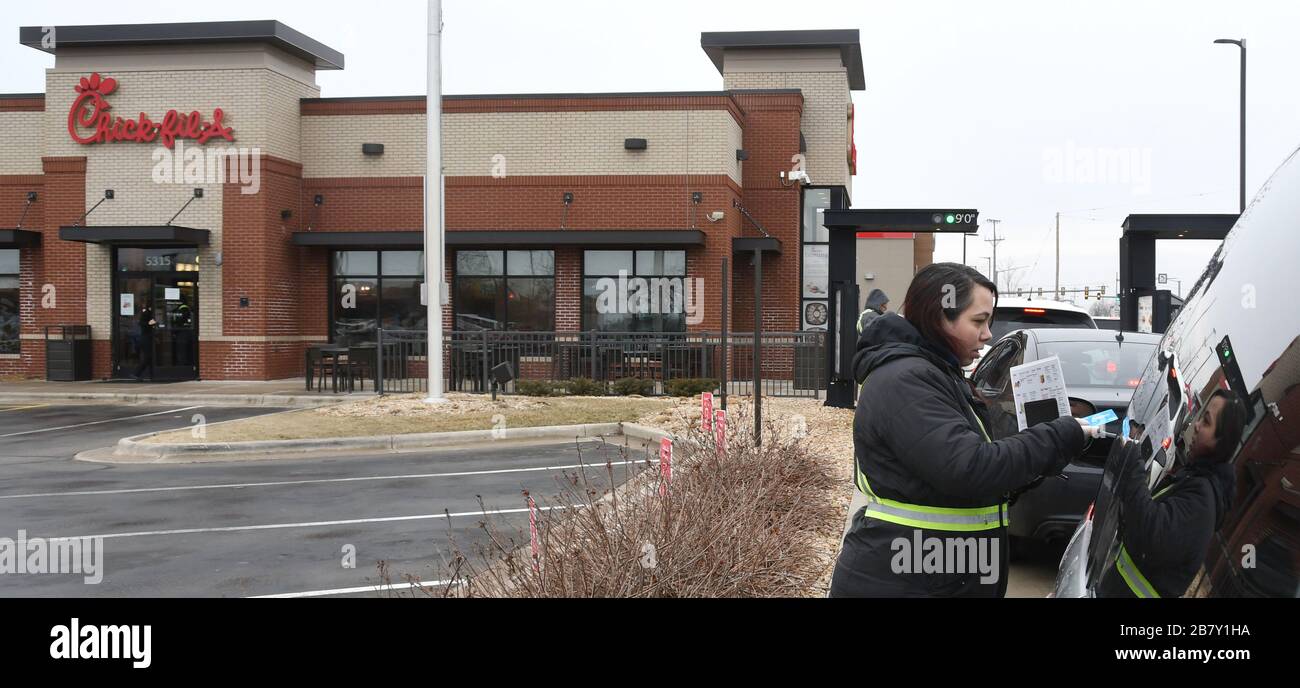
[1009,355,1071,431]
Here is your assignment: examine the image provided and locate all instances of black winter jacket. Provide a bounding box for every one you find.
[829,312,1087,597]
[1097,442,1235,598]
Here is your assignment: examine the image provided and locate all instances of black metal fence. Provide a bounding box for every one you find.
[374,329,826,397]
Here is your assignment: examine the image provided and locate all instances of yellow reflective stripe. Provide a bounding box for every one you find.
[972,411,992,442]
[872,496,1004,517]
[1116,544,1161,599]
[860,508,1008,532]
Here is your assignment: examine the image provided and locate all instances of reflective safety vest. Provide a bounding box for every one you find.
[854,377,1010,532]
[1114,482,1176,598]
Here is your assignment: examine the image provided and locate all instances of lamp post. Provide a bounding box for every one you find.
[424,0,446,402]
[1214,38,1246,212]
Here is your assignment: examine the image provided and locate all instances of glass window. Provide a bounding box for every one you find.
[452,250,554,331]
[1038,341,1158,389]
[381,278,426,330]
[507,278,556,331]
[331,278,379,346]
[456,250,504,276]
[584,250,634,276]
[803,188,831,243]
[116,248,199,273]
[454,277,505,330]
[329,250,442,342]
[0,249,18,274]
[382,251,424,277]
[991,308,1095,341]
[507,250,555,276]
[0,250,18,354]
[333,251,378,276]
[635,250,686,277]
[583,250,688,332]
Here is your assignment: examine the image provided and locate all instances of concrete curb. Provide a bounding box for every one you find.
[109,422,626,463]
[0,392,354,408]
[618,422,674,445]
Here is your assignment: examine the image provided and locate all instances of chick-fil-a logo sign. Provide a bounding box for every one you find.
[67,73,235,149]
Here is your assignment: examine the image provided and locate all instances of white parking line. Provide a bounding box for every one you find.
[249,580,455,599]
[0,459,654,501]
[43,504,582,543]
[0,405,204,438]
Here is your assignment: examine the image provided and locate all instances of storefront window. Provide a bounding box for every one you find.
[583,249,687,332]
[453,250,555,331]
[0,250,18,354]
[331,250,427,345]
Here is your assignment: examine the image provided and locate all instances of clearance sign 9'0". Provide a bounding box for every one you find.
[67,72,235,149]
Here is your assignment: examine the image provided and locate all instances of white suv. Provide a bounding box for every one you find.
[963,297,1097,375]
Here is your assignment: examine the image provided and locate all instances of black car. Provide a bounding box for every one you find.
[970,328,1162,547]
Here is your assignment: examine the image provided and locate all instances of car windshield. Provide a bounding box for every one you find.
[1038,340,1156,388]
[990,308,1095,341]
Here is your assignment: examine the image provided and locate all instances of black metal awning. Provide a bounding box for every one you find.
[0,229,41,248]
[292,230,707,248]
[1121,214,1239,240]
[732,237,781,254]
[59,226,210,246]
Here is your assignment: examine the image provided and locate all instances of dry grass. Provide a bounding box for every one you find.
[143,393,678,443]
[385,400,851,598]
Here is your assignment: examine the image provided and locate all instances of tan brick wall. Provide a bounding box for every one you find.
[724,71,852,197]
[0,112,43,174]
[300,110,743,184]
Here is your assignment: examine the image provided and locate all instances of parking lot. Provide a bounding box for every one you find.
[0,403,649,597]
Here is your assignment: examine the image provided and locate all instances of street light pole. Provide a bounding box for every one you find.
[1215,38,1246,212]
[424,0,446,402]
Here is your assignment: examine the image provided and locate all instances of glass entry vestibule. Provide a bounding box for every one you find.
[112,247,200,381]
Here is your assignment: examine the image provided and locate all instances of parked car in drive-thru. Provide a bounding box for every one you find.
[1054,144,1300,598]
[970,328,1161,549]
[963,297,1098,375]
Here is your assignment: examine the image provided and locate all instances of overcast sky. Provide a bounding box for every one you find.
[5,0,1297,308]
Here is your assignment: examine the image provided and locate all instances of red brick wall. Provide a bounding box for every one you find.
[0,176,44,378]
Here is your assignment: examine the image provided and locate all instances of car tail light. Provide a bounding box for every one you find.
[1106,361,1118,374]
[1126,378,1141,387]
[1085,503,1095,521]
[1023,308,1047,315]
[1161,436,1172,450]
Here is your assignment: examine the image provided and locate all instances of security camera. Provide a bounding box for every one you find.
[789,170,812,184]
[708,211,725,222]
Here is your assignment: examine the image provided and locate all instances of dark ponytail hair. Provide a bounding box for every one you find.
[902,262,999,360]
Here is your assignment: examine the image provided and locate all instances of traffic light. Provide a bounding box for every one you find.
[1084,286,1090,299]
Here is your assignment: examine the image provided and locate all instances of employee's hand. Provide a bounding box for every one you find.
[1076,417,1107,439]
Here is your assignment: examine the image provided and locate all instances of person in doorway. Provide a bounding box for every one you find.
[856,288,890,335]
[1097,388,1246,598]
[132,303,157,381]
[830,263,1100,597]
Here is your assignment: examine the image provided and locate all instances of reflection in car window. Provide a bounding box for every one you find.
[1038,341,1156,388]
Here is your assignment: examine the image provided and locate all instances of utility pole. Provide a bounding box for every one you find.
[1055,212,1060,301]
[983,219,1002,287]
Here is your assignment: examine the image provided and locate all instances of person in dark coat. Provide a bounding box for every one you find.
[830,263,1096,597]
[1097,388,1246,598]
[856,289,890,334]
[132,304,157,381]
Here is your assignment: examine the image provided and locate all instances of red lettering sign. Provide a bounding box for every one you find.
[67,73,235,149]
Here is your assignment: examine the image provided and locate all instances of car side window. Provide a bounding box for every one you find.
[977,339,1020,396]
